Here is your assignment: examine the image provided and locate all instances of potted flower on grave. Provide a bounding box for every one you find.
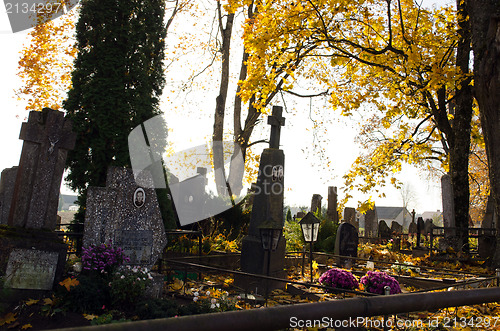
[319,268,359,291]
[360,270,401,295]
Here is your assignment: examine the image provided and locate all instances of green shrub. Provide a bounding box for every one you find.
[109,266,152,310]
[57,275,110,314]
[283,219,304,252]
[136,298,180,320]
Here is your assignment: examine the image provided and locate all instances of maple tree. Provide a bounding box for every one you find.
[16,1,77,113]
[229,0,475,250]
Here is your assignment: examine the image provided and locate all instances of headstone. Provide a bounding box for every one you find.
[326,186,338,224]
[0,167,18,225]
[296,211,306,219]
[169,167,208,226]
[364,206,378,238]
[441,174,455,237]
[238,106,286,293]
[334,222,359,267]
[408,221,417,234]
[479,195,497,258]
[416,217,425,248]
[391,221,403,234]
[343,207,358,231]
[4,249,59,290]
[424,219,434,235]
[310,194,322,214]
[83,167,167,269]
[8,108,76,230]
[1,109,74,294]
[378,220,391,239]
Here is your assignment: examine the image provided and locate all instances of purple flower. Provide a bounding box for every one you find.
[319,268,359,290]
[360,271,401,295]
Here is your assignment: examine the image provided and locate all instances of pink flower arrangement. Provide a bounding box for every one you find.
[319,268,359,290]
[360,271,401,295]
[82,243,130,274]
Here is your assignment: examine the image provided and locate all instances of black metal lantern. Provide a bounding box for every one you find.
[299,212,320,243]
[299,212,320,282]
[259,220,282,252]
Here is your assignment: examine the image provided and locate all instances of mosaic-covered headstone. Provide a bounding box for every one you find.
[83,167,167,269]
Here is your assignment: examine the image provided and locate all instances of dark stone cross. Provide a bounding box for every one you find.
[267,106,285,148]
[8,108,76,230]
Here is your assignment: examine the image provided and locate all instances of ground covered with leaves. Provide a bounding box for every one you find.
[1,243,499,330]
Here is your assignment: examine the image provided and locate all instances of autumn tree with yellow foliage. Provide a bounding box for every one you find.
[229,0,474,250]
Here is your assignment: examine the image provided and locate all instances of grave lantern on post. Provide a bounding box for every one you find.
[300,212,320,283]
[259,219,282,306]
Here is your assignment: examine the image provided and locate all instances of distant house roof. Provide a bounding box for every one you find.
[61,194,78,204]
[421,211,442,220]
[376,206,406,220]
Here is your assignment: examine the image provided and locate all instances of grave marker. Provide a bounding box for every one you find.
[238,106,286,293]
[0,167,18,225]
[326,186,338,224]
[364,206,378,238]
[334,222,359,267]
[343,207,358,231]
[8,108,76,230]
[83,167,167,269]
[4,249,59,290]
[378,220,391,239]
[441,174,455,237]
[310,194,322,214]
[391,221,403,234]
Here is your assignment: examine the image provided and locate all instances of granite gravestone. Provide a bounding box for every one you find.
[364,206,378,238]
[479,195,496,258]
[424,219,434,235]
[343,207,358,231]
[391,221,403,235]
[310,194,322,214]
[1,109,74,292]
[408,221,418,234]
[83,167,167,269]
[326,186,338,224]
[238,106,286,293]
[169,167,208,226]
[378,220,391,239]
[8,108,76,230]
[0,167,18,225]
[441,174,455,238]
[334,222,359,267]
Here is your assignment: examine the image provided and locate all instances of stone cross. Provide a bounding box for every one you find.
[8,108,76,229]
[267,106,285,149]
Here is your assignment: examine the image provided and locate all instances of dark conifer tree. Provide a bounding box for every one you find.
[64,0,166,224]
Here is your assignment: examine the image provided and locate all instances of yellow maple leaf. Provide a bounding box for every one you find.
[25,299,39,306]
[59,277,80,291]
[83,314,98,321]
[0,312,16,326]
[21,324,32,329]
[169,278,184,291]
[43,298,53,306]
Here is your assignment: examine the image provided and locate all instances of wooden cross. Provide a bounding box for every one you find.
[267,106,285,149]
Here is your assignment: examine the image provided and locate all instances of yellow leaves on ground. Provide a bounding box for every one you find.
[25,299,39,306]
[169,278,184,291]
[83,314,98,321]
[59,277,80,291]
[21,324,33,329]
[43,298,53,306]
[0,312,16,326]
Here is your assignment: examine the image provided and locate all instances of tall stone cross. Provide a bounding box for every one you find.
[8,108,76,230]
[268,106,285,148]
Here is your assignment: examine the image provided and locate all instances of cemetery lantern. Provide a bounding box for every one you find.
[300,212,320,283]
[259,219,282,306]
